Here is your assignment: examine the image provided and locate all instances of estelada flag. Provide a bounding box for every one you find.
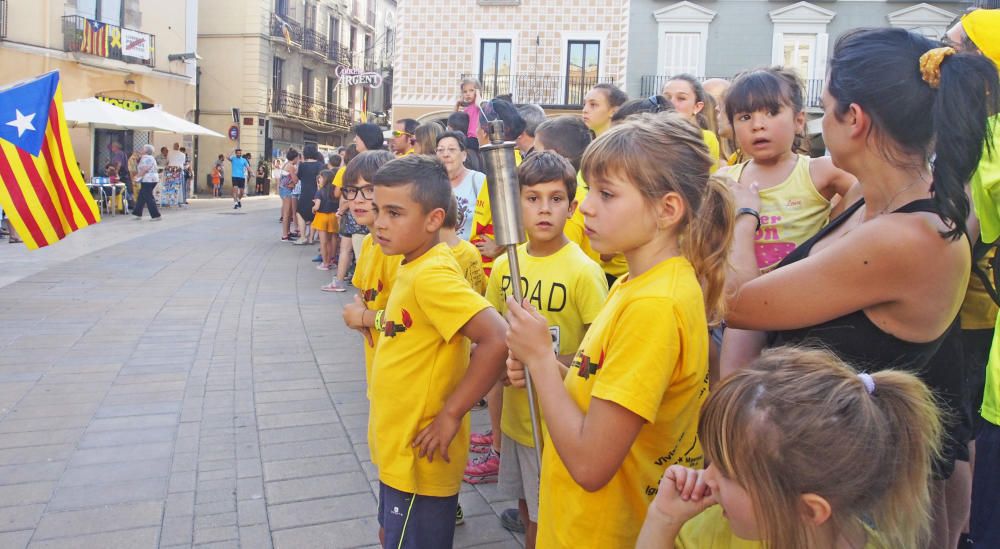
[81,19,108,57]
[0,71,101,249]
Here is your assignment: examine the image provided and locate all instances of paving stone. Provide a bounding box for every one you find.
[271,516,379,549]
[239,523,273,549]
[259,438,352,462]
[47,478,166,511]
[32,501,163,540]
[0,504,45,533]
[25,526,160,549]
[60,458,171,486]
[0,482,55,507]
[262,454,360,483]
[267,492,376,530]
[264,472,370,505]
[158,514,193,546]
[0,530,32,549]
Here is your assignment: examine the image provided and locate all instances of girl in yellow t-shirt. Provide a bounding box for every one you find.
[718,67,858,378]
[505,113,733,548]
[636,346,944,549]
[662,74,722,172]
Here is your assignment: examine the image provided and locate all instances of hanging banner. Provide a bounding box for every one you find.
[122,28,151,60]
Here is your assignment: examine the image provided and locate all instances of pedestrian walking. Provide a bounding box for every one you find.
[133,144,162,221]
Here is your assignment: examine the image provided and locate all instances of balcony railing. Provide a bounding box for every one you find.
[328,41,352,66]
[640,74,824,109]
[302,28,328,57]
[270,13,303,45]
[270,89,352,130]
[463,74,616,109]
[61,15,155,67]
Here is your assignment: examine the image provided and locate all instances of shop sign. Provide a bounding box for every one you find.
[334,65,383,88]
[96,95,153,111]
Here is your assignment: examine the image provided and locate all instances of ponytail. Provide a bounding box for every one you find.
[683,176,734,325]
[867,370,944,548]
[930,52,1000,240]
[828,28,999,241]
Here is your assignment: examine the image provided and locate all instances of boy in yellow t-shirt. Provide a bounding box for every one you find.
[484,152,608,547]
[361,155,508,548]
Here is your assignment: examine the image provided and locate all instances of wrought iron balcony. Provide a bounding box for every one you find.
[61,15,155,67]
[269,89,352,130]
[302,28,328,57]
[462,73,616,109]
[328,41,353,66]
[270,13,303,45]
[640,74,824,109]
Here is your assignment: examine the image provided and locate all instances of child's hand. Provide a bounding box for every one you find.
[412,411,461,463]
[505,297,555,370]
[342,295,373,346]
[729,179,761,212]
[505,354,526,388]
[651,466,717,524]
[474,237,504,260]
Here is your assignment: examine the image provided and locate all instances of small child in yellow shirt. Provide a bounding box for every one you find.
[358,155,508,548]
[482,152,608,547]
[505,113,732,547]
[636,347,942,549]
[442,196,487,295]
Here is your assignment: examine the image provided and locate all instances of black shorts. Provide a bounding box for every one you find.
[232,177,246,189]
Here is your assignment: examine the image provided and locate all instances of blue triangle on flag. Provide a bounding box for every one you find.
[0,71,58,157]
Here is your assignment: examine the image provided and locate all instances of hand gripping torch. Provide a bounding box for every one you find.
[479,119,544,470]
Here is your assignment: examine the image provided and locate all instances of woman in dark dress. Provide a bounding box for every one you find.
[295,145,324,245]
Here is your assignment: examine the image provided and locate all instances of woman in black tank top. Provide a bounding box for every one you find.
[720,28,998,547]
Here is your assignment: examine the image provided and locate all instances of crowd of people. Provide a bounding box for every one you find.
[278,14,1000,549]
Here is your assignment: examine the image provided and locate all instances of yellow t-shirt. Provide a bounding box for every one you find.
[332,165,346,188]
[971,115,1000,426]
[487,242,609,447]
[564,172,627,277]
[702,129,721,173]
[960,247,1000,330]
[676,505,883,548]
[370,243,492,497]
[351,233,402,389]
[728,155,831,271]
[472,149,522,275]
[450,239,488,295]
[536,256,709,548]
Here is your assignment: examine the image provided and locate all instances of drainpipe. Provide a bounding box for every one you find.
[194,66,201,194]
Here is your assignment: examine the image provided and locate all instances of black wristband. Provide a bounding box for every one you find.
[736,207,761,232]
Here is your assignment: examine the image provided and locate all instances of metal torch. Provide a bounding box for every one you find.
[479,119,544,470]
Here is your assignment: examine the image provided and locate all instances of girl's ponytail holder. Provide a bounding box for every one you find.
[857,372,876,395]
[919,46,955,89]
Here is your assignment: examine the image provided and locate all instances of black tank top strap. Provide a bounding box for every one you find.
[891,198,938,215]
[778,197,865,268]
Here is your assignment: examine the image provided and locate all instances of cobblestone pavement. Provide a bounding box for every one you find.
[0,197,522,549]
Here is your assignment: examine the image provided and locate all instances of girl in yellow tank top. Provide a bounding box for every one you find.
[717,67,857,377]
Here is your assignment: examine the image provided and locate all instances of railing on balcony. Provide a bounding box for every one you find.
[328,41,352,66]
[463,74,616,109]
[270,89,352,130]
[270,13,303,45]
[302,28,328,57]
[640,74,824,109]
[61,15,155,67]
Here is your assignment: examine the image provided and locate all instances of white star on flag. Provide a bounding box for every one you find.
[6,109,36,138]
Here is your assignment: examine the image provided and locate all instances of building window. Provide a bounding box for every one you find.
[782,34,816,81]
[660,33,700,77]
[272,57,285,110]
[76,0,122,26]
[329,15,340,44]
[275,0,288,16]
[566,40,600,105]
[326,76,337,106]
[365,33,374,69]
[479,39,512,99]
[304,2,316,30]
[350,26,358,66]
[302,68,313,98]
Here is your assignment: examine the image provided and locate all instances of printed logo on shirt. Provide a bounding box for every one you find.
[381,308,412,337]
[499,275,568,312]
[363,280,384,303]
[570,349,605,379]
[785,199,802,208]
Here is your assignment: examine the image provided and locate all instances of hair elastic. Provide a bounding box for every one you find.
[919,46,955,89]
[857,372,876,395]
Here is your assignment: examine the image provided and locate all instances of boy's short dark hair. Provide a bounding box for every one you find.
[398,118,419,135]
[480,99,525,141]
[344,150,396,187]
[534,116,592,171]
[373,155,452,215]
[518,151,577,198]
[447,111,470,135]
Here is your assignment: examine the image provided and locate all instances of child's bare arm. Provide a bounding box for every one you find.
[412,307,507,463]
[719,328,766,380]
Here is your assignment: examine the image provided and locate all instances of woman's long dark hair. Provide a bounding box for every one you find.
[827,27,999,240]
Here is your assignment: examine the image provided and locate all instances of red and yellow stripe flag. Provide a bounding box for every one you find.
[0,71,101,249]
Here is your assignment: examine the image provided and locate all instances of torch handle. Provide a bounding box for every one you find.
[506,244,545,472]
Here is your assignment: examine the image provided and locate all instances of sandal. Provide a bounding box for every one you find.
[9,237,23,244]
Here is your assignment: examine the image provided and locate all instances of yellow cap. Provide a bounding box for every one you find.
[963,9,1000,66]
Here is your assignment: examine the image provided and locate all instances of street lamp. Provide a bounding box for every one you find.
[168,52,201,62]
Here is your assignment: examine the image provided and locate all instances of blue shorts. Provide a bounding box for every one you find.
[279,186,294,199]
[377,481,458,549]
[972,420,1000,546]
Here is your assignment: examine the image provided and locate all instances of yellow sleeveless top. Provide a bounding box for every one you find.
[960,248,1000,330]
[729,155,831,271]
